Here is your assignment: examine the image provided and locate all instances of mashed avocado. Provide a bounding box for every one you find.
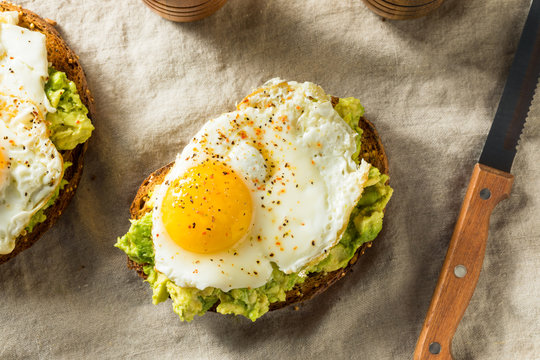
[45,68,94,150]
[25,68,94,233]
[115,97,392,322]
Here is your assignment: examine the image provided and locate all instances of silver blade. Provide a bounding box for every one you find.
[479,0,540,172]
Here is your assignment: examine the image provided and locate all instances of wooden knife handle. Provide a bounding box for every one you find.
[413,163,514,360]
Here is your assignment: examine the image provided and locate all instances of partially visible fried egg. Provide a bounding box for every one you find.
[0,11,63,254]
[151,79,370,291]
[0,11,53,113]
[0,94,63,254]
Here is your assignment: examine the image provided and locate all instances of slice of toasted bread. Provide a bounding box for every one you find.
[126,96,389,312]
[0,2,94,264]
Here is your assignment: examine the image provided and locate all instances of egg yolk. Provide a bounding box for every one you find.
[161,161,253,254]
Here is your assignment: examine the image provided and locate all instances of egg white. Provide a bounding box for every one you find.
[152,80,370,291]
[0,95,63,254]
[0,12,63,254]
[0,12,53,114]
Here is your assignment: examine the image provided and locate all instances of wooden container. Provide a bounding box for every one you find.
[362,0,444,20]
[143,0,227,22]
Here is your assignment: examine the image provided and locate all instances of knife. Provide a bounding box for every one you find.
[413,1,540,359]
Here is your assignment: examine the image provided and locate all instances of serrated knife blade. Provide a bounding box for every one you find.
[479,0,540,172]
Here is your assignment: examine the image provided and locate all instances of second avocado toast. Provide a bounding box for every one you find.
[0,3,94,264]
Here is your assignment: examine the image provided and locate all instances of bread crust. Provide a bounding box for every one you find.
[126,97,389,312]
[0,2,94,264]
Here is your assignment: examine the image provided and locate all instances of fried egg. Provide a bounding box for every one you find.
[152,79,370,291]
[0,12,63,254]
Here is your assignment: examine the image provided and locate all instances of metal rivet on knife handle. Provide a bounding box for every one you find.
[429,342,441,355]
[479,188,491,200]
[454,265,467,278]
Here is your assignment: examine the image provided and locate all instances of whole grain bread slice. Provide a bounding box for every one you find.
[126,96,389,312]
[0,2,95,264]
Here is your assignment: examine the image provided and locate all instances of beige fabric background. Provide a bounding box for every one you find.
[1,0,538,359]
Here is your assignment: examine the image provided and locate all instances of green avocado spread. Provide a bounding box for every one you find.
[115,97,393,322]
[45,68,94,150]
[25,68,94,232]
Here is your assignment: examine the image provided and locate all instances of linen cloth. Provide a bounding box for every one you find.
[1,0,538,359]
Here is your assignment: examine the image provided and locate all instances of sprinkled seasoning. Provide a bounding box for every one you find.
[149,79,371,294]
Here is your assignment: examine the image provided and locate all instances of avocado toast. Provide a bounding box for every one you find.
[116,82,392,321]
[0,2,94,264]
